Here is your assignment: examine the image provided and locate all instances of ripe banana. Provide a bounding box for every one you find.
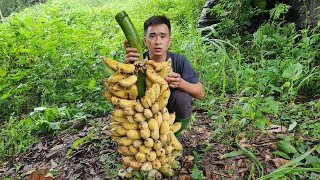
[103,54,184,177]
[119,75,138,87]
[103,57,135,73]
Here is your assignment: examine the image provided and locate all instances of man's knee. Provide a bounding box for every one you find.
[167,90,193,118]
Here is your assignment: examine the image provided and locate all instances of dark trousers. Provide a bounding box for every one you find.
[167,90,193,119]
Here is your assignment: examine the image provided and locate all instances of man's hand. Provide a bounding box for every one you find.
[124,40,140,64]
[166,72,182,89]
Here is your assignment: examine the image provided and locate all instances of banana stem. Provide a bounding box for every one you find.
[115,11,143,61]
[115,11,146,98]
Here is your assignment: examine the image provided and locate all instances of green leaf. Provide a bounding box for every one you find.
[191,164,203,180]
[288,121,297,131]
[1,92,10,100]
[282,63,303,80]
[88,78,96,89]
[0,68,7,77]
[276,140,297,154]
[273,150,291,159]
[219,150,244,159]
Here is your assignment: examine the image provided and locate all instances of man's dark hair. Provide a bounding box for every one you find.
[144,15,171,35]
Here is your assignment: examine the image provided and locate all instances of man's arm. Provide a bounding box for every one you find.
[166,72,205,100]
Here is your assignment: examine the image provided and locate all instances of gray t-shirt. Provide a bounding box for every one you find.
[143,51,199,85]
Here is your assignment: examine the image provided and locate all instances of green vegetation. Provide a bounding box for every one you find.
[0,0,319,179]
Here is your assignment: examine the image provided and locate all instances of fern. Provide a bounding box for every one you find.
[269,3,291,20]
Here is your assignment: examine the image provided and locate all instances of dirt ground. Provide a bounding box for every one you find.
[1,111,287,180]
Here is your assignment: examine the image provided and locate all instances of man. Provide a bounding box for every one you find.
[125,15,204,137]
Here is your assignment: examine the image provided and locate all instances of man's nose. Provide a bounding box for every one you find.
[155,36,161,44]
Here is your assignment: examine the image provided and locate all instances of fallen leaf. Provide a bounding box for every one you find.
[27,169,53,180]
[50,159,58,169]
[267,124,287,133]
[272,158,289,168]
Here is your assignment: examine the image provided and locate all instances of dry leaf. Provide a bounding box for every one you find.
[272,158,289,168]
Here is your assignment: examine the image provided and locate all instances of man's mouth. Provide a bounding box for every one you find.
[155,47,162,52]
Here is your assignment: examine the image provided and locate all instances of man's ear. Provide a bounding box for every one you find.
[143,37,147,45]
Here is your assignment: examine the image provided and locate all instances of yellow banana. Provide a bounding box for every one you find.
[140,128,151,139]
[150,130,160,140]
[128,145,139,155]
[110,115,127,123]
[140,96,152,109]
[160,84,169,94]
[102,90,112,102]
[148,118,159,131]
[159,163,172,174]
[107,122,122,129]
[110,128,122,137]
[144,138,154,148]
[153,140,162,150]
[159,134,168,145]
[145,88,156,103]
[168,112,176,125]
[134,113,146,122]
[107,72,128,83]
[145,77,153,88]
[152,159,161,170]
[158,58,172,79]
[157,87,170,110]
[122,156,134,166]
[146,60,168,72]
[162,109,170,122]
[118,146,132,155]
[115,126,127,136]
[156,148,166,157]
[146,151,157,161]
[160,120,170,136]
[154,112,163,127]
[128,84,138,100]
[141,162,153,171]
[143,109,153,119]
[111,83,123,91]
[130,160,142,170]
[164,144,174,154]
[132,139,143,148]
[135,152,147,163]
[146,67,167,85]
[134,101,144,113]
[111,89,129,99]
[123,106,135,116]
[119,75,138,87]
[126,129,141,140]
[139,145,152,154]
[158,155,168,165]
[112,108,125,117]
[103,57,135,73]
[118,137,134,146]
[151,102,160,114]
[151,83,161,99]
[111,96,136,109]
[126,115,136,123]
[139,121,149,130]
[122,122,139,130]
[169,122,182,133]
[168,132,183,150]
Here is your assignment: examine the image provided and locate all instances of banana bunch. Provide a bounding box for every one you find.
[102,57,183,179]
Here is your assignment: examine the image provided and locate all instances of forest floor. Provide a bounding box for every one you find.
[0,111,297,180]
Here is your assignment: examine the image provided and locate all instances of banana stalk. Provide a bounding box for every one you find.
[115,11,146,98]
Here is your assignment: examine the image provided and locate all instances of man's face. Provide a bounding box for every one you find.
[144,24,171,61]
